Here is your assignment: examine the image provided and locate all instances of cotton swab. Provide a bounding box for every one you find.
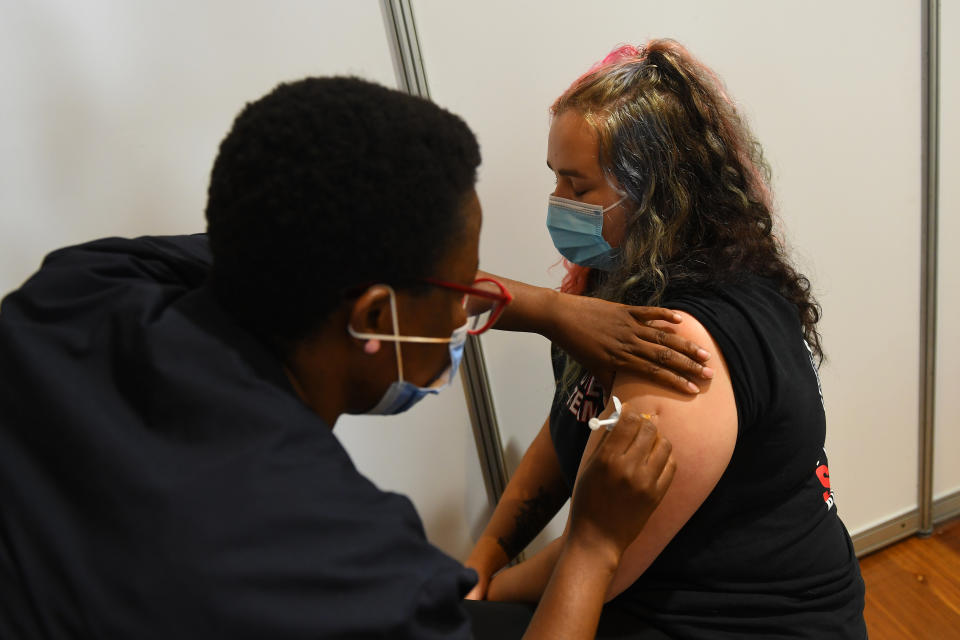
[588,416,619,430]
[588,395,623,431]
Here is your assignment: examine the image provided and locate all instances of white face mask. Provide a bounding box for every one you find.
[347,285,468,415]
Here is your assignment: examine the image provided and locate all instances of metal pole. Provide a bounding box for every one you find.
[918,0,940,536]
[380,0,510,506]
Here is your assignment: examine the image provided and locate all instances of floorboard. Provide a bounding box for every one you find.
[860,517,960,639]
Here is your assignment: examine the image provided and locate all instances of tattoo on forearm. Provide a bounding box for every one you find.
[497,486,560,559]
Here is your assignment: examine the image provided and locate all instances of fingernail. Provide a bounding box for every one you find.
[687,381,700,393]
[701,367,714,379]
[672,313,683,322]
[697,348,711,360]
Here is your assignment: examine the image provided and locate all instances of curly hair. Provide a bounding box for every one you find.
[552,40,822,375]
[205,77,481,353]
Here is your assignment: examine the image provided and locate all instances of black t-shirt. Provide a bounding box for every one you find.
[550,276,866,639]
[0,235,476,639]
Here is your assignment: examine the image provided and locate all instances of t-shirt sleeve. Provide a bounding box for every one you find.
[665,287,772,434]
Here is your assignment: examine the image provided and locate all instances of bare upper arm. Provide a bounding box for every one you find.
[571,310,738,600]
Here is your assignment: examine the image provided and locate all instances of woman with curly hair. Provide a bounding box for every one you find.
[466,40,866,638]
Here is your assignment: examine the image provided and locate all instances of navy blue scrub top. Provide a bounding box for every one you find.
[0,235,475,639]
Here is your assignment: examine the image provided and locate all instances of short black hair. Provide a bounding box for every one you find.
[205,77,480,350]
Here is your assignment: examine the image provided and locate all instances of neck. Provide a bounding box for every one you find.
[284,331,351,428]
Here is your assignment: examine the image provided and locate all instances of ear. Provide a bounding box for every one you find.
[347,285,396,338]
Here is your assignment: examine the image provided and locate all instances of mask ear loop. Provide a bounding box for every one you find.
[347,283,455,382]
[383,285,405,383]
[346,285,406,382]
[602,194,628,213]
[601,171,629,213]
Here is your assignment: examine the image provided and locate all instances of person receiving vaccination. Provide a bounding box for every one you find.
[466,40,867,639]
[0,75,723,639]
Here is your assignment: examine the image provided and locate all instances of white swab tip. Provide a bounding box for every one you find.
[588,416,618,431]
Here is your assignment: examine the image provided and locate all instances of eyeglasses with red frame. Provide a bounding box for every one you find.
[424,276,513,335]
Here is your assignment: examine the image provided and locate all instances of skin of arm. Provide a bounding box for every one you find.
[463,417,570,600]
[474,270,561,335]
[486,535,564,603]
[521,537,618,639]
[597,311,736,598]
[522,407,676,639]
[489,310,737,602]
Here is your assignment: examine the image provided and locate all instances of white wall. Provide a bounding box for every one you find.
[935,0,960,503]
[414,0,923,547]
[0,0,488,561]
[0,1,400,295]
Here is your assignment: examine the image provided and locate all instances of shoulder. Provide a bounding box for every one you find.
[654,307,714,354]
[615,309,735,430]
[3,234,211,319]
[40,234,211,272]
[656,277,804,426]
[662,276,799,341]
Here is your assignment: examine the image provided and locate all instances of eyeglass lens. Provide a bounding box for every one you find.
[462,277,508,333]
[462,293,498,333]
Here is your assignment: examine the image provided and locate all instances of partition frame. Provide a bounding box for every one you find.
[918,0,940,538]
[380,0,511,508]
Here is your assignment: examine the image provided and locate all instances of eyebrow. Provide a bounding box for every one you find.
[546,160,588,180]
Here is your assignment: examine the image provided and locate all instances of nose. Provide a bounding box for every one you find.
[551,183,572,199]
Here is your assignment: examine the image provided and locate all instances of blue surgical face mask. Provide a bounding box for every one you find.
[546,194,628,270]
[347,285,469,416]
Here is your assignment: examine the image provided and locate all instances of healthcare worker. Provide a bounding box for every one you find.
[0,77,705,639]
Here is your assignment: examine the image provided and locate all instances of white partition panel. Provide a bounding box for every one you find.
[415,0,922,548]
[935,0,960,506]
[0,1,399,294]
[0,0,487,560]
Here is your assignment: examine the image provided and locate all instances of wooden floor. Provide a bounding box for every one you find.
[860,516,960,639]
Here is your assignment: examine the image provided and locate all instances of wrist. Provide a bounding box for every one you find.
[564,528,622,576]
[540,287,564,343]
[485,570,506,601]
[467,535,510,574]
